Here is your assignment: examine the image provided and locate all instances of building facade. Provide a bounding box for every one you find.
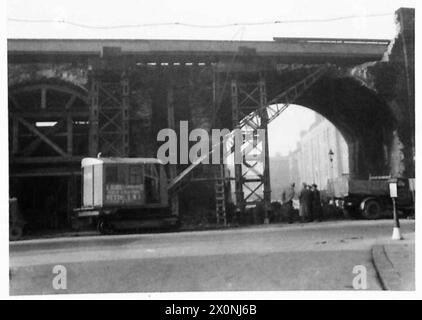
[289,114,349,191]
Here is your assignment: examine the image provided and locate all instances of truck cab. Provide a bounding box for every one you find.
[327,176,414,220]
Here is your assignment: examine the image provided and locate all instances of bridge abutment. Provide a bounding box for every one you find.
[348,8,414,178]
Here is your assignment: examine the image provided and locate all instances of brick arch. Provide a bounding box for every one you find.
[9,79,90,158]
[294,76,397,178]
[8,63,89,89]
[9,78,89,105]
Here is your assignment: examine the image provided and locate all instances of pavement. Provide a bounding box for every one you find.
[372,236,415,291]
[9,219,415,295]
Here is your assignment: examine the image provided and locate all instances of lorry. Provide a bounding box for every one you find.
[74,157,179,234]
[326,175,414,220]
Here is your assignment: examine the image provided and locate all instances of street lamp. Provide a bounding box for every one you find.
[328,149,335,204]
[328,149,334,163]
[328,149,334,179]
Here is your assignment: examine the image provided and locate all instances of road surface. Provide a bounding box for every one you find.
[10,220,415,295]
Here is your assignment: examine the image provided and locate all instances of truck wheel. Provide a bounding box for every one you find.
[362,200,382,220]
[97,219,114,235]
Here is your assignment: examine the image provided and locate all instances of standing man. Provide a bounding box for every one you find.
[307,184,314,222]
[282,183,296,223]
[311,184,323,222]
[299,183,310,222]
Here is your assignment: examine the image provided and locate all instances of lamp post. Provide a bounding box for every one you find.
[328,149,334,179]
[389,179,403,240]
[328,149,335,205]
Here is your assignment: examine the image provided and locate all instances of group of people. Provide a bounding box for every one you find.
[282,182,323,223]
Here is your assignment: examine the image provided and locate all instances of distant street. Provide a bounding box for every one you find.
[10,220,415,295]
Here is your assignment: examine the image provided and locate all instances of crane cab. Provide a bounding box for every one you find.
[75,157,178,233]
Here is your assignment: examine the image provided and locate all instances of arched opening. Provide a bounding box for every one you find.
[9,79,89,232]
[268,105,350,200]
[266,75,397,221]
[294,76,396,179]
[9,79,89,158]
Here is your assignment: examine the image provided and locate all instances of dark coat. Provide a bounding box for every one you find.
[312,189,321,208]
[299,188,311,205]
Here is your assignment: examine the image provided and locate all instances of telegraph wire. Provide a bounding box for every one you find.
[8,12,394,30]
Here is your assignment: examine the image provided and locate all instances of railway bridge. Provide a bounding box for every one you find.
[8,8,414,230]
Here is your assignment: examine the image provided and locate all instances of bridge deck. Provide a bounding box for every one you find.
[8,38,389,64]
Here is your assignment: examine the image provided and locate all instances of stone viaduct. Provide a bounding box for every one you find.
[8,8,414,228]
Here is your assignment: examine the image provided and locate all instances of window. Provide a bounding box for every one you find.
[129,165,143,185]
[106,165,118,184]
[144,164,160,203]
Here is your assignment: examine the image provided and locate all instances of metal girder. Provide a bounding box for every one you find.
[168,65,331,203]
[13,115,69,157]
[89,75,130,157]
[231,77,271,221]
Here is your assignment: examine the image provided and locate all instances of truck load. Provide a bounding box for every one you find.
[74,157,179,234]
[327,175,414,220]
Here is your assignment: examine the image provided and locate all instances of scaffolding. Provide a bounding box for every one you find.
[89,73,130,157]
[168,65,331,222]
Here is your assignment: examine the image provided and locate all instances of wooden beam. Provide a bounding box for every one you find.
[21,117,67,156]
[14,116,69,157]
[65,94,77,109]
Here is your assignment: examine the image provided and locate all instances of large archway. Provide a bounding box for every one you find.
[268,105,350,198]
[291,75,397,179]
[9,79,89,231]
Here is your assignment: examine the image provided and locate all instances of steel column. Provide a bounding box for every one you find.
[121,76,130,156]
[213,70,226,225]
[89,80,99,156]
[167,85,179,217]
[231,79,245,214]
[259,78,271,223]
[89,73,130,157]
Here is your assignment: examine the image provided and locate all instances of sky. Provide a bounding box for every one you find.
[5,0,416,156]
[268,105,316,157]
[6,0,415,40]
